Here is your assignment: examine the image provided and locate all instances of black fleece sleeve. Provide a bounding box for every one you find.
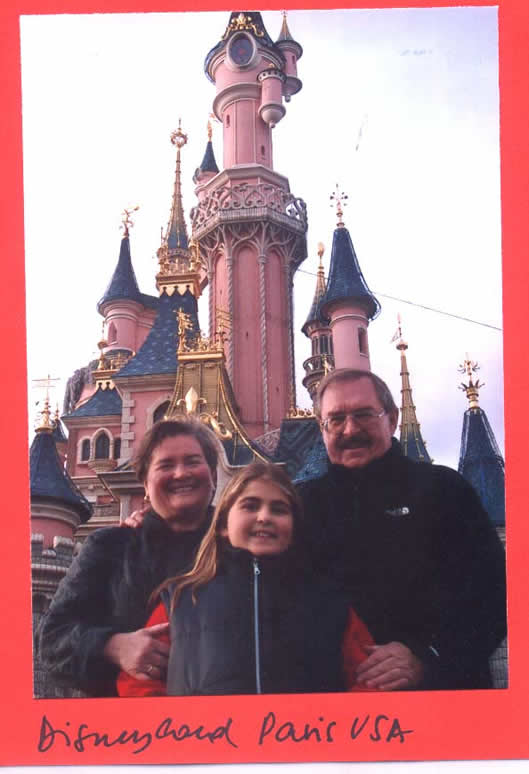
[420,468,507,689]
[37,527,132,696]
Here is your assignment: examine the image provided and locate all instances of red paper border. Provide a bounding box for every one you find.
[1,0,528,765]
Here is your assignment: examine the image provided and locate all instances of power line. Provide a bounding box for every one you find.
[296,268,503,332]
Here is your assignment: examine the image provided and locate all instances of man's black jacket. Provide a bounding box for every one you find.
[296,439,507,690]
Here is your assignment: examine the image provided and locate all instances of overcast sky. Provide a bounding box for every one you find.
[20,7,503,469]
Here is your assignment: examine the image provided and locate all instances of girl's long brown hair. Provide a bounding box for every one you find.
[150,462,302,614]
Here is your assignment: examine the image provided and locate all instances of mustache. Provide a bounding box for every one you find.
[336,436,370,449]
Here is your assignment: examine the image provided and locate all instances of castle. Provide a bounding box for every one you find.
[28,11,506,696]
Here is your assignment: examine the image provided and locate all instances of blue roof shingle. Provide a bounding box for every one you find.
[66,386,122,418]
[320,226,380,321]
[115,289,199,378]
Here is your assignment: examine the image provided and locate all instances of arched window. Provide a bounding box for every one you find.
[94,433,110,459]
[320,336,329,354]
[107,322,117,344]
[358,328,368,356]
[113,438,121,460]
[81,439,90,461]
[153,401,170,424]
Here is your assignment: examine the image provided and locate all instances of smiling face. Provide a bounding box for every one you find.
[222,478,294,557]
[320,376,398,469]
[144,435,215,531]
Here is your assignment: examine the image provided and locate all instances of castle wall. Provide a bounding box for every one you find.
[329,300,370,370]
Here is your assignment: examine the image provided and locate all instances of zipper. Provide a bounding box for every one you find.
[253,557,262,694]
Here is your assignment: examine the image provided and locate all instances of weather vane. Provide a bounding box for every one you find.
[330,184,348,227]
[121,206,139,237]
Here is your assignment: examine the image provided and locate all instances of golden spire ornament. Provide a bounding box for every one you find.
[121,206,139,237]
[330,184,348,228]
[458,355,484,412]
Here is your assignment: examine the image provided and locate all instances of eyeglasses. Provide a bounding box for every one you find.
[321,409,386,434]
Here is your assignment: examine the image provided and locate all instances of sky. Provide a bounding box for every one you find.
[20,6,504,469]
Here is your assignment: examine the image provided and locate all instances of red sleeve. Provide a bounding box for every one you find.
[342,607,378,692]
[116,602,169,698]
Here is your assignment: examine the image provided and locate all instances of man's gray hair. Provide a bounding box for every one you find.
[315,368,399,419]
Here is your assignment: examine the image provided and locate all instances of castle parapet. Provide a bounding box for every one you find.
[192,177,307,238]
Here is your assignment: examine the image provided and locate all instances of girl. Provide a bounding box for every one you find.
[117,462,374,696]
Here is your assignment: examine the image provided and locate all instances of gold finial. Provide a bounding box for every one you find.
[317,242,325,265]
[330,184,348,228]
[223,12,264,39]
[33,374,58,433]
[207,120,212,142]
[121,206,139,237]
[391,313,407,350]
[54,404,60,424]
[170,119,188,150]
[458,354,484,412]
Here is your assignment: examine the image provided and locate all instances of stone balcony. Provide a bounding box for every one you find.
[191,179,307,239]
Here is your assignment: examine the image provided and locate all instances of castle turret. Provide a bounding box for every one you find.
[97,209,158,358]
[193,11,308,437]
[275,11,303,102]
[302,243,334,401]
[458,356,505,532]
[30,394,92,548]
[393,315,431,462]
[319,186,379,370]
[31,395,91,697]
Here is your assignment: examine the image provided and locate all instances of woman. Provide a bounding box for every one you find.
[37,418,218,697]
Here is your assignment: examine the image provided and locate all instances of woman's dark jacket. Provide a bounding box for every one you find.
[163,545,350,696]
[37,511,210,696]
[297,439,507,690]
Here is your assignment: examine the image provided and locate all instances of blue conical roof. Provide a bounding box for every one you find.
[52,417,67,444]
[114,289,199,378]
[458,408,505,527]
[320,226,380,320]
[30,431,92,522]
[199,140,219,175]
[97,235,143,312]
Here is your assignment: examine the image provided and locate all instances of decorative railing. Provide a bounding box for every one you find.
[191,182,307,232]
[302,354,335,374]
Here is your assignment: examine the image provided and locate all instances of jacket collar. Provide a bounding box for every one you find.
[143,507,213,543]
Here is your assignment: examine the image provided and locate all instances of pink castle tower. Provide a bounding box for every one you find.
[192,12,307,437]
[319,186,380,370]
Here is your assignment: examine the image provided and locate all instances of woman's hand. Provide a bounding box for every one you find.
[103,623,170,681]
[121,505,149,529]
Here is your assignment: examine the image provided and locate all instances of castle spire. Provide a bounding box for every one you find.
[193,119,219,184]
[97,210,143,313]
[302,243,334,401]
[156,122,201,298]
[161,120,189,256]
[394,315,431,462]
[302,242,327,334]
[458,355,505,528]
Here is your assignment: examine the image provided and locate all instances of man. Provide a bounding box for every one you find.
[297,368,507,690]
